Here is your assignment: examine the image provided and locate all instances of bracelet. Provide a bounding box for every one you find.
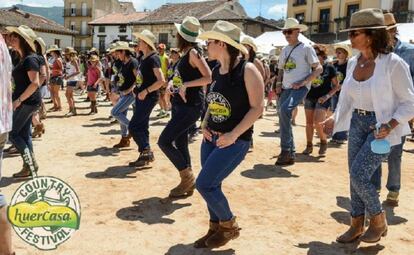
[385,122,393,130]
[146,88,150,94]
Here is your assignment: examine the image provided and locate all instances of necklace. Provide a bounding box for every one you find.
[358,57,373,68]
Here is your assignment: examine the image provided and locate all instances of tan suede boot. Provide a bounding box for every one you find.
[169,168,195,198]
[194,221,219,248]
[336,215,365,243]
[113,137,130,148]
[360,211,387,243]
[205,217,241,248]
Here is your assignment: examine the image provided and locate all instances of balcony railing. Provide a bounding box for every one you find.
[317,0,331,2]
[292,1,307,7]
[63,8,92,17]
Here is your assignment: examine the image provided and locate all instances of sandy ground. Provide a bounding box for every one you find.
[1,92,414,255]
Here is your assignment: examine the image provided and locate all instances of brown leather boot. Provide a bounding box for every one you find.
[275,151,294,166]
[113,137,130,148]
[319,140,328,155]
[169,168,195,198]
[302,142,313,155]
[194,221,219,248]
[205,217,241,248]
[32,123,45,138]
[12,164,31,178]
[336,215,365,243]
[360,211,387,243]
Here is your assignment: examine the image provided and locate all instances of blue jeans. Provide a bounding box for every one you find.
[158,104,201,171]
[348,112,389,217]
[9,104,39,155]
[371,138,405,192]
[278,87,309,153]
[111,92,135,137]
[129,97,158,152]
[196,136,250,222]
[0,132,7,207]
[331,94,348,141]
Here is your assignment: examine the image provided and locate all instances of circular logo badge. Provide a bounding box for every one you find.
[8,176,81,250]
[206,92,231,123]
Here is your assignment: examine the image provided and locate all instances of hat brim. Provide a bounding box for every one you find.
[113,46,135,53]
[198,31,248,55]
[241,42,257,53]
[333,45,352,57]
[46,48,62,54]
[277,24,308,32]
[340,25,387,32]
[133,32,156,51]
[6,26,37,52]
[386,23,399,30]
[175,23,202,43]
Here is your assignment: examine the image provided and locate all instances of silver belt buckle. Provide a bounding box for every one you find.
[357,109,367,115]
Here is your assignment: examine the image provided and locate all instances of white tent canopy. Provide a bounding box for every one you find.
[255,31,314,55]
[396,23,414,43]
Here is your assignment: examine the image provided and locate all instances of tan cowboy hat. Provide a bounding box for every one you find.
[341,8,387,32]
[384,13,398,29]
[63,46,77,55]
[334,44,352,57]
[89,55,99,62]
[277,18,308,32]
[112,41,134,53]
[133,30,156,51]
[241,35,258,52]
[6,25,37,52]
[198,20,248,55]
[108,42,120,53]
[34,37,46,55]
[46,44,62,54]
[89,47,98,54]
[270,55,278,62]
[170,48,179,53]
[175,16,202,43]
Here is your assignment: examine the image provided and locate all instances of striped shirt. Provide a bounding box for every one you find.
[0,35,12,134]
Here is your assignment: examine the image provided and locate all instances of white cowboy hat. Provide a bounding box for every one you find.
[133,30,156,51]
[241,35,258,52]
[341,8,387,32]
[198,20,248,55]
[34,37,46,55]
[175,16,203,43]
[277,18,308,32]
[111,41,134,53]
[46,44,62,54]
[334,44,352,57]
[6,25,37,52]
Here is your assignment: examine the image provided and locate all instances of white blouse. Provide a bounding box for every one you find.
[334,53,414,146]
[348,75,375,111]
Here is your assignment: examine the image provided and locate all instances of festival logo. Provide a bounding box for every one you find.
[117,73,125,88]
[206,92,231,123]
[8,176,81,250]
[136,71,143,88]
[311,76,324,88]
[284,58,297,73]
[337,71,344,83]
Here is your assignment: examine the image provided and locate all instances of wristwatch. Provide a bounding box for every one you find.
[17,97,22,103]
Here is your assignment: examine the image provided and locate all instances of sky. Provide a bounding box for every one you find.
[0,0,287,20]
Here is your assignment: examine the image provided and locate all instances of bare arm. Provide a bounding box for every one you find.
[292,62,323,89]
[186,49,212,87]
[254,58,266,81]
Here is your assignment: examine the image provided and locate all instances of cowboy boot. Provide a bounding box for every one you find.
[302,142,313,155]
[194,221,219,248]
[32,123,45,138]
[72,107,78,116]
[12,163,31,178]
[129,149,155,167]
[336,215,365,243]
[205,217,241,248]
[169,168,195,198]
[319,140,328,155]
[89,101,96,115]
[275,150,295,166]
[94,101,98,114]
[360,211,387,243]
[113,136,130,148]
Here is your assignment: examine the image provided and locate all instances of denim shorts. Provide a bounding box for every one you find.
[50,76,63,86]
[304,97,331,110]
[67,81,78,87]
[87,85,99,92]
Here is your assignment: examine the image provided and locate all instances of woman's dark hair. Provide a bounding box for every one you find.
[34,41,43,55]
[51,50,62,58]
[247,47,256,63]
[364,28,391,55]
[176,33,198,51]
[226,43,240,72]
[313,44,327,60]
[12,32,34,59]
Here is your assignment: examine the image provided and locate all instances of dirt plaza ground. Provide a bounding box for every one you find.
[2,94,414,255]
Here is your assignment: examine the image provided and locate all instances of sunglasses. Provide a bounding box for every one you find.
[348,30,365,38]
[282,29,298,35]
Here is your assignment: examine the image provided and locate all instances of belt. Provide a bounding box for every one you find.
[354,109,375,116]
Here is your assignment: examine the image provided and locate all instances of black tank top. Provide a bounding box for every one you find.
[172,48,203,106]
[206,60,252,141]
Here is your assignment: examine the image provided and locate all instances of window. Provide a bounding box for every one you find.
[119,35,128,41]
[70,3,76,16]
[81,21,87,35]
[54,39,61,47]
[70,21,76,31]
[346,4,359,27]
[319,8,330,33]
[99,26,105,33]
[99,36,106,53]
[159,33,168,46]
[295,13,305,24]
[81,3,87,16]
[119,25,127,33]
[293,0,306,6]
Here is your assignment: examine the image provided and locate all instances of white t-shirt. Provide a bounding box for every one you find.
[278,42,319,89]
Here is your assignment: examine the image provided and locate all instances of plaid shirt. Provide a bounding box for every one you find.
[0,35,12,134]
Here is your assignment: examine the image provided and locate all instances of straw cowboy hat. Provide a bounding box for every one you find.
[89,55,100,62]
[34,37,46,55]
[46,44,62,54]
[6,25,37,52]
[175,16,203,43]
[241,35,258,52]
[112,41,134,53]
[384,13,398,29]
[89,47,98,54]
[334,44,352,57]
[198,20,248,55]
[108,42,120,53]
[277,18,308,32]
[341,8,387,32]
[64,46,77,55]
[133,30,157,51]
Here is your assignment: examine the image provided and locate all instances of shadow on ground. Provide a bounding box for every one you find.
[85,165,150,179]
[75,146,131,157]
[296,241,384,255]
[165,243,235,255]
[240,164,299,179]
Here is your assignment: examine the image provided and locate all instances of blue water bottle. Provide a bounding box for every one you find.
[371,123,391,154]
